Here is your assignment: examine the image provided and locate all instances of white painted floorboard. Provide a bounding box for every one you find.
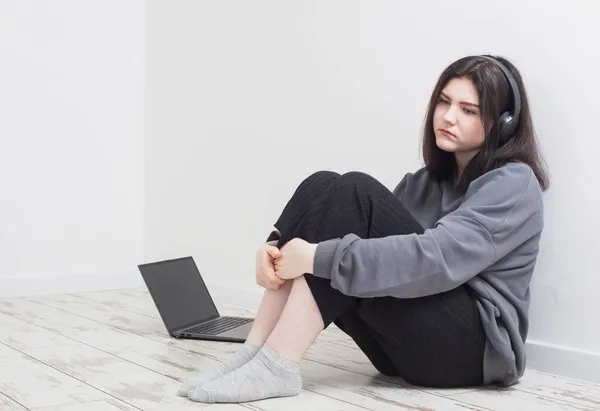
[0,288,599,410]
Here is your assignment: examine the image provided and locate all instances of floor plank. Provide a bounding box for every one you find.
[0,393,29,411]
[231,390,371,411]
[64,290,161,320]
[0,343,22,359]
[506,370,600,409]
[23,294,168,339]
[0,299,114,334]
[24,345,243,411]
[300,360,493,410]
[0,355,109,409]
[67,327,226,381]
[452,387,598,411]
[0,315,84,353]
[30,399,138,411]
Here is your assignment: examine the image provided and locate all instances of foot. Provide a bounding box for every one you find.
[177,342,260,396]
[188,344,302,403]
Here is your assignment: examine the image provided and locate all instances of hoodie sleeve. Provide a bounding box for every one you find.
[312,163,543,298]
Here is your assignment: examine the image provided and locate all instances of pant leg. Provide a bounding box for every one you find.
[305,276,486,386]
[271,170,424,325]
[358,286,485,388]
[333,306,401,376]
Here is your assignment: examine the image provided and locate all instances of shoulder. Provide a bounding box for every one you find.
[467,162,541,200]
[397,166,434,186]
[465,162,544,232]
[393,166,436,196]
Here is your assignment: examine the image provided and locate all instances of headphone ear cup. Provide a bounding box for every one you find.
[497,112,517,143]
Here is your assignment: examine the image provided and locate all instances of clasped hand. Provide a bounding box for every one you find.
[256,238,318,290]
[273,238,318,280]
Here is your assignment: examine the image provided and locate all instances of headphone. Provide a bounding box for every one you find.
[479,55,521,143]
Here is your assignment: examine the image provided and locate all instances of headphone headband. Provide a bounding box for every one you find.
[479,55,521,143]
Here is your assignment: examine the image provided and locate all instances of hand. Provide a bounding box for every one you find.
[255,244,285,290]
[274,238,318,280]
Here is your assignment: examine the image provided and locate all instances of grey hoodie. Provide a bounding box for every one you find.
[313,162,544,386]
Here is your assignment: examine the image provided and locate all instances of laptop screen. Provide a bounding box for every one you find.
[138,257,219,333]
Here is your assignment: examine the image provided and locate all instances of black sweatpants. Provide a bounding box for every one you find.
[270,171,486,388]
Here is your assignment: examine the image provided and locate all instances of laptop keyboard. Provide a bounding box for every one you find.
[184,317,253,336]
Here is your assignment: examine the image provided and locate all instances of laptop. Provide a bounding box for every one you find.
[137,256,253,343]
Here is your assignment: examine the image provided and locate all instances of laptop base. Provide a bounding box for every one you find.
[173,320,253,343]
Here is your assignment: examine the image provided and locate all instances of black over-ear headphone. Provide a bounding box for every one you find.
[479,55,521,143]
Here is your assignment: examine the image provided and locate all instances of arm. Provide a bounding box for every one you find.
[312,164,543,298]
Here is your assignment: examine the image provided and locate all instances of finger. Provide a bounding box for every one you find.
[269,270,284,282]
[266,247,281,259]
[267,246,281,257]
[266,260,278,274]
[273,271,286,283]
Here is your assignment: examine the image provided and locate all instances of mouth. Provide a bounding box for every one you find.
[439,129,456,138]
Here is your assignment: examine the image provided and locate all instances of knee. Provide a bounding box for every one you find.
[297,170,341,192]
[335,171,381,192]
[338,171,375,184]
[305,170,341,182]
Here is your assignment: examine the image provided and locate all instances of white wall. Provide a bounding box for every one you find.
[145,1,599,382]
[0,1,146,296]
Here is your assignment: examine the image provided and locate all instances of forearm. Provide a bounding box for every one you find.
[313,226,496,298]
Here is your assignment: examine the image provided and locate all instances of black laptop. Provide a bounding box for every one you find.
[137,256,253,343]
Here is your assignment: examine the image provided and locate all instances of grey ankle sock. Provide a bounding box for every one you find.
[188,344,302,403]
[177,342,260,396]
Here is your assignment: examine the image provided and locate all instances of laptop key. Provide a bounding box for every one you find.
[185,317,252,336]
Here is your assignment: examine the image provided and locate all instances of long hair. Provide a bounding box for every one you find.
[421,55,550,192]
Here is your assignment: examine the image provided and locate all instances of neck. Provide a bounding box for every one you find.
[454,149,479,176]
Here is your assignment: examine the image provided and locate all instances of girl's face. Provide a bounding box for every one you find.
[433,77,485,169]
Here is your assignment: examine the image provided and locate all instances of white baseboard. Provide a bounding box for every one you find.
[525,339,600,384]
[0,271,143,298]
[206,284,600,384]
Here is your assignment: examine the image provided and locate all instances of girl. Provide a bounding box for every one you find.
[180,54,550,403]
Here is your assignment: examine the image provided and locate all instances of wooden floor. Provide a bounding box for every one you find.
[0,289,599,410]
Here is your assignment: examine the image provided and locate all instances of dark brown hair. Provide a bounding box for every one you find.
[421,55,550,192]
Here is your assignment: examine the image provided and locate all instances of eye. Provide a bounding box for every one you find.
[463,108,478,115]
[438,97,450,105]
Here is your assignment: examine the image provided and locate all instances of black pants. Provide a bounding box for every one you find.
[271,171,486,388]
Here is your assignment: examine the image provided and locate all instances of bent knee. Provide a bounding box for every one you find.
[308,170,341,181]
[298,170,341,190]
[336,171,382,189]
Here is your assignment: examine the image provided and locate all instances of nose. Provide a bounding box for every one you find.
[442,105,458,125]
